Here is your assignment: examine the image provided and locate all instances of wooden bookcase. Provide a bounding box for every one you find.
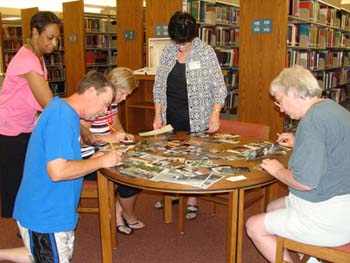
[84,13,117,74]
[287,0,350,104]
[62,0,87,96]
[118,0,182,132]
[63,0,118,96]
[124,74,155,133]
[0,14,22,74]
[21,7,38,43]
[238,0,287,138]
[186,0,240,116]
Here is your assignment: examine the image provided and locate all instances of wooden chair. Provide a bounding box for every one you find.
[276,236,350,263]
[77,180,99,213]
[165,120,270,233]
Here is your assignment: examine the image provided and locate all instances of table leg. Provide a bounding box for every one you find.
[97,172,113,263]
[164,194,173,224]
[264,182,277,209]
[226,189,245,263]
[108,180,117,248]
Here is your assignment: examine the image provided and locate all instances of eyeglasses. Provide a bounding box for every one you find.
[274,94,284,109]
[174,41,192,49]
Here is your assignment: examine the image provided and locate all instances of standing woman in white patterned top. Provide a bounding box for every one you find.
[0,11,61,218]
[153,11,227,220]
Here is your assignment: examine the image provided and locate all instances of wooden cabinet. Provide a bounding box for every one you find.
[125,75,155,133]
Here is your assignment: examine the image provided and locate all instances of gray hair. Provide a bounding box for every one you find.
[270,65,322,99]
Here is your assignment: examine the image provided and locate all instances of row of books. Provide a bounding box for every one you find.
[289,0,350,29]
[44,53,64,66]
[47,67,65,82]
[49,82,66,96]
[222,87,238,114]
[86,34,113,49]
[216,48,239,68]
[2,26,22,38]
[288,24,350,48]
[222,68,239,88]
[2,39,22,51]
[3,53,16,67]
[313,68,350,92]
[287,49,350,70]
[84,17,116,33]
[199,26,239,46]
[85,50,117,65]
[187,0,239,25]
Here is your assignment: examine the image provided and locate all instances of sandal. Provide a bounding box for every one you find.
[123,217,145,230]
[185,205,199,221]
[116,225,133,235]
[154,198,179,209]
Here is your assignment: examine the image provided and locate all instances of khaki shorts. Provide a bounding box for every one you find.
[265,193,350,246]
[17,222,75,263]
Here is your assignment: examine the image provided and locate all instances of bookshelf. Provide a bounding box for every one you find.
[120,0,182,133]
[44,34,66,96]
[0,16,22,74]
[287,0,350,104]
[63,0,117,96]
[186,0,240,115]
[84,13,117,74]
[238,0,287,138]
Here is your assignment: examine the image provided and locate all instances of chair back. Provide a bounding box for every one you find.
[218,119,270,140]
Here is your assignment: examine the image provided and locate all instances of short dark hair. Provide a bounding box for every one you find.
[77,70,115,99]
[168,11,198,43]
[30,11,62,36]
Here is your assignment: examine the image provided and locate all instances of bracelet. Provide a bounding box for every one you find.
[212,108,220,113]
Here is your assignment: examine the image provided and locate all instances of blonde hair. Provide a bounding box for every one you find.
[107,67,138,92]
[270,65,322,99]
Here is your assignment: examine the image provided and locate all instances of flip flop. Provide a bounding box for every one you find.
[123,217,145,230]
[185,205,199,221]
[116,225,133,235]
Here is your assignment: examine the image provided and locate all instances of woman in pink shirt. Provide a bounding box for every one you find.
[0,11,62,218]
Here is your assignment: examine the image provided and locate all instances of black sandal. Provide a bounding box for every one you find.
[185,205,199,221]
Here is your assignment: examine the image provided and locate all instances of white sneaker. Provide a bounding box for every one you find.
[306,257,322,263]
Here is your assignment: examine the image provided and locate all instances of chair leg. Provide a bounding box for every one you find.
[178,195,185,234]
[275,236,285,263]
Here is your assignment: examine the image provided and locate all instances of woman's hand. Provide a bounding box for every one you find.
[153,114,164,130]
[112,132,134,143]
[261,159,285,178]
[207,111,221,133]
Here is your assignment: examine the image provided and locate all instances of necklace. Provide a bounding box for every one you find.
[29,40,44,70]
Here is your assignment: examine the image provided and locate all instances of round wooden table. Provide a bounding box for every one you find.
[96,133,290,263]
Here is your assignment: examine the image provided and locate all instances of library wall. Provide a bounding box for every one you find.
[238,0,286,138]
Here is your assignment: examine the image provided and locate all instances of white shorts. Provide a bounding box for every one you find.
[17,222,75,263]
[265,193,350,246]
